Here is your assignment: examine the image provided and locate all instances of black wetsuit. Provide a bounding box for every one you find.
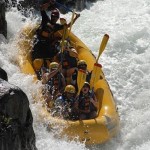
[32,10,64,60]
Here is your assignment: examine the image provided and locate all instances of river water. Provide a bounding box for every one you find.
[0,0,150,149]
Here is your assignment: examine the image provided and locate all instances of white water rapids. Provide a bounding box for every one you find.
[0,0,150,149]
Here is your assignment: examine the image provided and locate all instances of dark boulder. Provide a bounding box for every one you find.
[4,0,17,8]
[0,78,37,150]
[75,0,86,11]
[0,0,7,38]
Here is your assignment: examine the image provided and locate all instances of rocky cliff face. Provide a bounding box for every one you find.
[5,0,97,12]
[0,0,7,38]
[0,78,37,150]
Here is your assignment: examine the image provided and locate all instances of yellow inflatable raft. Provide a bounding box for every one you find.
[17,24,120,145]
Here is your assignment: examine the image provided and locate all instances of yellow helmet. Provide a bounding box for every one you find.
[49,62,59,69]
[64,85,76,93]
[77,60,87,66]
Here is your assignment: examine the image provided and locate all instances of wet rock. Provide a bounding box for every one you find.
[0,34,7,44]
[75,0,86,11]
[0,78,37,150]
[4,0,17,8]
[4,0,98,12]
[0,0,7,38]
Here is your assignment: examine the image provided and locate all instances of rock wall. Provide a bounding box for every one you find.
[53,0,97,11]
[75,0,86,11]
[0,0,7,38]
[0,77,37,150]
[5,0,98,12]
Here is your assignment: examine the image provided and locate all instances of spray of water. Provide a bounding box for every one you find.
[1,0,150,149]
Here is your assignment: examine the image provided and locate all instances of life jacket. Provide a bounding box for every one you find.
[78,93,91,112]
[46,72,63,94]
[71,69,91,91]
[54,94,74,110]
[63,96,75,109]
[52,94,75,118]
[36,25,54,42]
[37,21,63,42]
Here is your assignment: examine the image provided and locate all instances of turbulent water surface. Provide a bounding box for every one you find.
[0,0,150,149]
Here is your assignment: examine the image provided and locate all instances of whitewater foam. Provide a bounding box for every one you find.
[1,0,150,149]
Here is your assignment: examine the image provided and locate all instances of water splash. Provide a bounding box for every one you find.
[1,0,150,149]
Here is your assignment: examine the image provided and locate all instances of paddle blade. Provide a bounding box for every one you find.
[61,25,67,53]
[68,10,75,35]
[96,34,109,62]
[77,69,86,95]
[90,63,102,89]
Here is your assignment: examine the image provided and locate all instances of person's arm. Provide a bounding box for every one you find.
[40,0,55,10]
[46,64,62,81]
[41,73,49,84]
[66,67,77,77]
[74,99,79,111]
[40,10,50,27]
[40,0,55,26]
[53,24,64,32]
[47,69,59,80]
[60,73,66,91]
[69,48,78,58]
[90,94,98,108]
[53,12,81,32]
[41,70,59,84]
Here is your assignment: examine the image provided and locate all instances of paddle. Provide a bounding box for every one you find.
[60,9,76,53]
[60,10,77,64]
[68,9,75,36]
[61,23,67,46]
[96,34,109,63]
[90,34,109,89]
[77,69,87,95]
[90,63,102,90]
[58,25,67,74]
